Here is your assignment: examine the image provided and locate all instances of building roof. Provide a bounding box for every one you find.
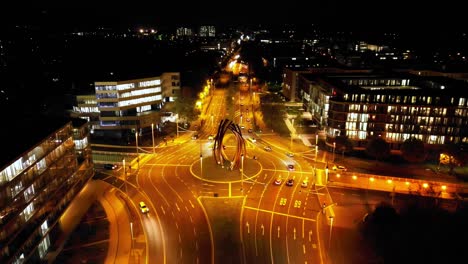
[301,70,468,97]
[0,115,74,168]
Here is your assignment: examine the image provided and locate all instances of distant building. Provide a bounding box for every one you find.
[286,68,468,149]
[0,117,93,263]
[176,27,193,37]
[199,26,216,37]
[70,73,180,138]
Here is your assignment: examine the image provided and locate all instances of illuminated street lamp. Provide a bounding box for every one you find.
[332,142,336,162]
[241,154,244,192]
[315,145,318,165]
[200,154,203,179]
[176,116,179,138]
[290,118,295,150]
[135,131,139,169]
[325,163,329,184]
[151,123,155,154]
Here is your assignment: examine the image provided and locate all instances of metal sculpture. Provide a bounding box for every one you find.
[212,119,246,170]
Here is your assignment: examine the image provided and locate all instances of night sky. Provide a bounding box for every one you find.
[1,1,465,32]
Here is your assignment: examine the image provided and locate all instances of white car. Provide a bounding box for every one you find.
[333,165,347,171]
[274,177,282,185]
[286,152,294,158]
[301,180,308,188]
[264,146,272,152]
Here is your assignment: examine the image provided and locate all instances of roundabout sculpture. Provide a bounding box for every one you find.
[212,119,246,170]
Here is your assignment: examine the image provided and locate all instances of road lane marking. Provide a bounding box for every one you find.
[246,222,250,233]
[175,222,178,229]
[179,234,181,243]
[303,244,306,254]
[302,219,305,238]
[161,206,166,215]
[309,230,312,242]
[294,228,296,240]
[190,215,193,223]
[261,224,264,235]
[277,226,280,238]
[194,228,197,235]
[176,203,181,211]
[189,200,195,208]
[244,206,316,222]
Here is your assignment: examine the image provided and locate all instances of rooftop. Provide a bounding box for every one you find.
[302,70,468,96]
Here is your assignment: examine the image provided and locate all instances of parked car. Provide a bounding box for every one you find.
[333,165,347,171]
[286,179,294,186]
[104,164,117,170]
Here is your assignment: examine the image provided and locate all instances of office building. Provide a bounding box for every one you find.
[71,73,180,138]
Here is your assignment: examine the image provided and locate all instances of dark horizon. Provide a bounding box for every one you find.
[1,2,466,33]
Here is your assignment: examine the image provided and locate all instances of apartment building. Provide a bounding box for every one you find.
[0,117,93,263]
[286,68,468,149]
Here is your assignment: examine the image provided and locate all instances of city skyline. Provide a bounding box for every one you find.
[1,2,466,32]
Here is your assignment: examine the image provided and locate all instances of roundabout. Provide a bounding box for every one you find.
[190,155,262,183]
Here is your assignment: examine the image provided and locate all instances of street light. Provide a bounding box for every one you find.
[151,123,155,154]
[135,131,139,170]
[290,118,295,150]
[332,142,336,162]
[176,116,179,138]
[325,163,329,184]
[315,145,318,165]
[200,154,203,179]
[241,154,244,192]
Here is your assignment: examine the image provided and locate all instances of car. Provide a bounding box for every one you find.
[248,137,257,143]
[286,152,294,158]
[301,179,308,188]
[208,134,215,140]
[139,201,149,213]
[287,164,295,171]
[286,179,294,186]
[246,118,250,122]
[333,165,347,171]
[192,134,199,140]
[264,146,272,152]
[248,128,253,133]
[104,164,117,170]
[274,177,282,185]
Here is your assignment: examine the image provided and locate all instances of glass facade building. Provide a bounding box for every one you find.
[0,118,93,263]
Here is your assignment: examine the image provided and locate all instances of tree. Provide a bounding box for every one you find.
[401,137,426,163]
[441,143,465,175]
[365,136,391,161]
[173,96,199,122]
